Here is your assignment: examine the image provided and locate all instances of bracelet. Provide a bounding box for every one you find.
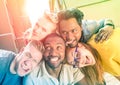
[105,23,115,29]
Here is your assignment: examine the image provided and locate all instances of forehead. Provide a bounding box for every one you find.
[24,45,40,54]
[60,18,78,25]
[59,18,80,30]
[44,35,65,45]
[24,45,42,59]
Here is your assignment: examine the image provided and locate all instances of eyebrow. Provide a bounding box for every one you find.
[45,42,64,45]
[25,52,38,63]
[25,52,32,58]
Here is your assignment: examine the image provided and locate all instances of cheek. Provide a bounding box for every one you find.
[67,54,74,61]
[62,35,66,39]
[43,52,49,58]
[31,62,38,69]
[76,32,81,40]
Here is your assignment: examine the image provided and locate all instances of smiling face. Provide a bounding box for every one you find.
[24,12,57,41]
[10,41,43,76]
[66,43,96,67]
[43,34,65,69]
[59,18,82,47]
[32,16,57,40]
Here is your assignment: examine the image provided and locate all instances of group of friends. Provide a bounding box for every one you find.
[0,8,120,85]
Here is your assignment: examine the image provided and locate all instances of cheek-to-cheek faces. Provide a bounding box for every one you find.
[66,50,74,64]
[43,52,48,60]
[76,30,82,41]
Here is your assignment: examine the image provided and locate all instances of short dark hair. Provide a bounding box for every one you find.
[58,8,84,26]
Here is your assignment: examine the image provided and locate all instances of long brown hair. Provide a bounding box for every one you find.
[80,43,104,85]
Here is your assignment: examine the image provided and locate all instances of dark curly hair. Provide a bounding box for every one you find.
[58,8,84,26]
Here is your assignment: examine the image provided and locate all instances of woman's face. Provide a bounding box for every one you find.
[66,43,96,67]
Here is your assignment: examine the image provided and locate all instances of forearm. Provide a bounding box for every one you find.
[97,19,114,31]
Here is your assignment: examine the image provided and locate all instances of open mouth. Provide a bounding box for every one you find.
[50,57,59,63]
[21,63,30,72]
[66,39,75,46]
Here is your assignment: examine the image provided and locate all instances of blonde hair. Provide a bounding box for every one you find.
[25,40,44,53]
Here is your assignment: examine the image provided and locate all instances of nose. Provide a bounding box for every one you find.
[24,60,32,67]
[49,49,58,57]
[66,32,73,41]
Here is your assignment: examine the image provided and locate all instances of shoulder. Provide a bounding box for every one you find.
[62,64,84,83]
[0,49,15,58]
[0,49,15,71]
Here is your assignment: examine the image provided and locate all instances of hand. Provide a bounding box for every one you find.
[95,25,114,43]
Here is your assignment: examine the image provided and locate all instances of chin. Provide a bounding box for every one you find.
[18,73,25,77]
[68,44,76,48]
[69,42,78,48]
[17,70,29,77]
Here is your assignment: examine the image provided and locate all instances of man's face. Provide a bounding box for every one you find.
[32,16,57,40]
[14,45,42,76]
[24,14,57,41]
[43,35,65,69]
[59,18,82,47]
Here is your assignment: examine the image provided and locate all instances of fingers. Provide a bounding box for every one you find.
[95,29,106,43]
[104,31,113,41]
[99,31,109,42]
[95,26,114,43]
[95,29,112,43]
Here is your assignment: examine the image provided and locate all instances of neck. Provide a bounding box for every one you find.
[45,63,62,79]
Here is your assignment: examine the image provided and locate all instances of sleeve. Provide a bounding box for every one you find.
[0,49,15,83]
[96,19,115,32]
[82,20,98,42]
[82,19,114,42]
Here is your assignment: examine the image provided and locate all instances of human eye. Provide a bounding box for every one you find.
[72,29,77,33]
[24,52,32,58]
[62,31,67,35]
[57,45,63,51]
[45,46,51,51]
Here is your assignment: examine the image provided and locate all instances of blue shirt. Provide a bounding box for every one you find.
[81,19,106,42]
[0,49,23,85]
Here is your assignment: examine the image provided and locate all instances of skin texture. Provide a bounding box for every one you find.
[24,11,57,41]
[42,33,66,79]
[59,18,82,48]
[66,43,96,68]
[10,40,43,76]
[43,33,65,69]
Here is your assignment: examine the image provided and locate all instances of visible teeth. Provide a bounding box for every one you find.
[50,57,58,62]
[66,40,74,45]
